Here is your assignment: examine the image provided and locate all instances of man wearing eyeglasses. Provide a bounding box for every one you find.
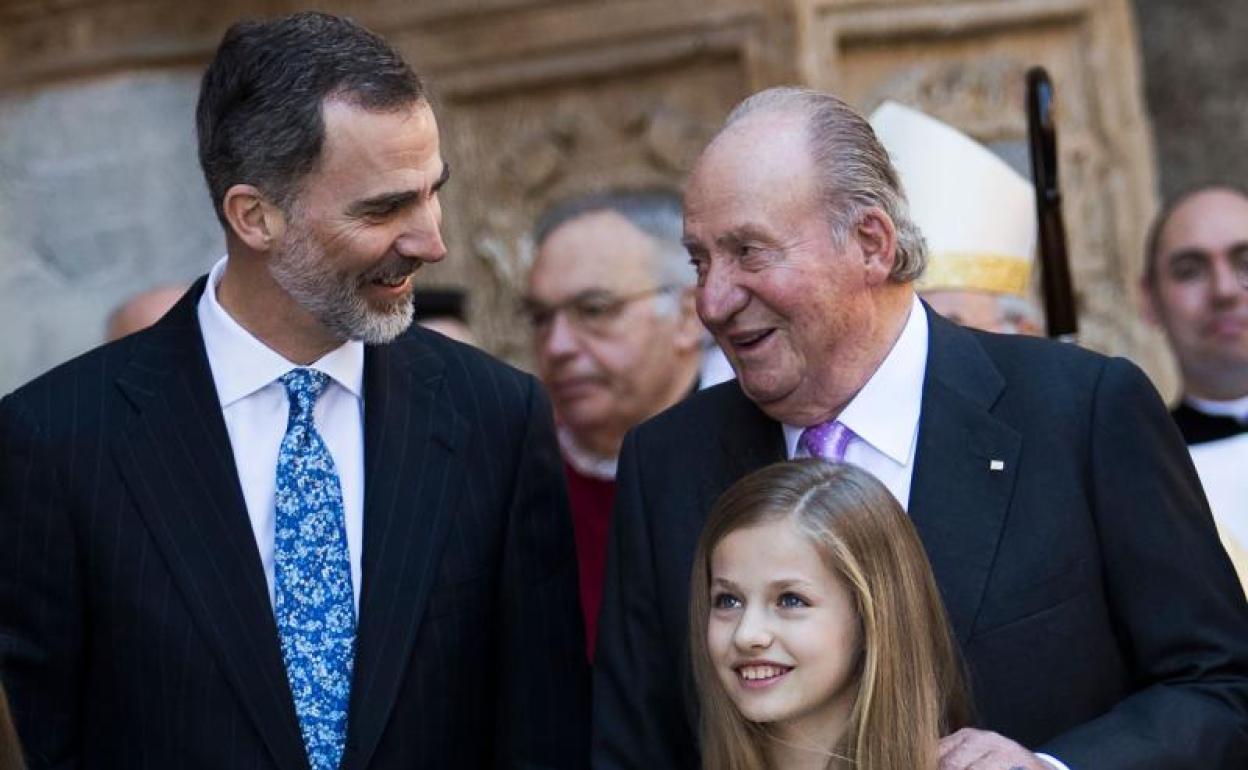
[1142,183,1248,592]
[524,189,708,657]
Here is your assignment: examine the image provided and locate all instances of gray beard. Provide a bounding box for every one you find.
[268,225,414,345]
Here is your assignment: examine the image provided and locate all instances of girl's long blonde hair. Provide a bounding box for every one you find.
[689,459,970,770]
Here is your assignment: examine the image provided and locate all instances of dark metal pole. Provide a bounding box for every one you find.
[1026,67,1079,343]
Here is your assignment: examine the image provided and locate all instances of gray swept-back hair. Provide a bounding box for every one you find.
[534,188,694,315]
[723,87,927,283]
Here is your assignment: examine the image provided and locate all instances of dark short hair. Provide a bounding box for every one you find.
[413,287,468,323]
[1143,182,1248,286]
[196,11,425,228]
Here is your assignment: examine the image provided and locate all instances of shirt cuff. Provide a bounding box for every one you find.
[1037,753,1072,770]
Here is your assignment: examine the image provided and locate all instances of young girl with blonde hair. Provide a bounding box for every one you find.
[689,459,970,770]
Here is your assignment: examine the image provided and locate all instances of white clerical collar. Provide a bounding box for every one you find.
[1184,393,1248,423]
[783,294,927,464]
[196,256,364,408]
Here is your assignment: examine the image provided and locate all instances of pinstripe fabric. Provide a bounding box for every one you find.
[0,278,590,769]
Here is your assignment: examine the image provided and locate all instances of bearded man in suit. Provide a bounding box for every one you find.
[0,12,588,769]
[592,87,1248,770]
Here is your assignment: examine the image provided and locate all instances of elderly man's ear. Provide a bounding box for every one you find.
[223,183,288,253]
[856,207,899,285]
[674,288,704,354]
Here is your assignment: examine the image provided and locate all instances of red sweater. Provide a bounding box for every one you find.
[563,460,616,661]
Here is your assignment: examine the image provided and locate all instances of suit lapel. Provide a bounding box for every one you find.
[908,309,1021,645]
[344,333,467,770]
[714,383,787,491]
[112,280,309,770]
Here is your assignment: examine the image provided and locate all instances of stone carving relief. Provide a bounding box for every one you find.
[867,55,1031,140]
[0,0,1166,396]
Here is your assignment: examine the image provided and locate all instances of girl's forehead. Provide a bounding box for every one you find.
[710,516,831,578]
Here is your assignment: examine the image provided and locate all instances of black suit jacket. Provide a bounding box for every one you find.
[593,306,1248,769]
[0,279,589,769]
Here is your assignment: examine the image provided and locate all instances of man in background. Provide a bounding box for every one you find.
[1142,183,1248,590]
[413,286,478,346]
[523,189,708,655]
[1,12,587,769]
[870,100,1042,336]
[105,283,188,340]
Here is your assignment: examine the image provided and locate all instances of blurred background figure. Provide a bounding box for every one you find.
[413,286,478,346]
[871,101,1043,336]
[523,189,705,656]
[1142,183,1248,592]
[104,284,188,341]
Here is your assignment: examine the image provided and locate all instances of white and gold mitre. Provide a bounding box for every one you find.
[869,100,1037,297]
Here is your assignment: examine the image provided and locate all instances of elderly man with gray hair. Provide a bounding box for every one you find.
[523,189,725,658]
[592,87,1248,769]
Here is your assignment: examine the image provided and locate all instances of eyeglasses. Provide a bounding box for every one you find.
[520,285,678,338]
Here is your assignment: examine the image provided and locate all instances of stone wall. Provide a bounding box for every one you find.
[1134,0,1248,200]
[0,71,222,392]
[0,0,1172,396]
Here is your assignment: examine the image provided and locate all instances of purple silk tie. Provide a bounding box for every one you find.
[798,420,855,462]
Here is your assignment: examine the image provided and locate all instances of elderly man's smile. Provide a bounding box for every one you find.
[728,328,776,354]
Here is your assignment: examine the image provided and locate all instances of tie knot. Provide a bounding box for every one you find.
[798,420,855,462]
[280,368,329,422]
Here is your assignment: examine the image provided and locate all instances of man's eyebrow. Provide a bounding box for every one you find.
[523,288,614,311]
[346,162,451,217]
[716,226,765,247]
[348,190,421,217]
[1166,247,1210,265]
[684,229,746,251]
[432,161,451,192]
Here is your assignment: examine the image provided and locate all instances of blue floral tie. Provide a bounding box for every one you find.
[274,368,355,770]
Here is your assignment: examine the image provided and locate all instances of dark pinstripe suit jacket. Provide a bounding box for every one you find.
[0,279,590,769]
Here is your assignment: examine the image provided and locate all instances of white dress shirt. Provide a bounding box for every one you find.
[1182,394,1248,561]
[1185,392,1248,422]
[1191,434,1248,591]
[783,294,927,509]
[783,295,1069,770]
[197,256,365,613]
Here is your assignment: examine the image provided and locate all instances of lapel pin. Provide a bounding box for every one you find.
[989,459,1005,471]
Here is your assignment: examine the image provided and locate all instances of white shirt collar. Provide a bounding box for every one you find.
[783,294,928,463]
[1184,393,1248,422]
[557,425,618,481]
[197,256,364,407]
